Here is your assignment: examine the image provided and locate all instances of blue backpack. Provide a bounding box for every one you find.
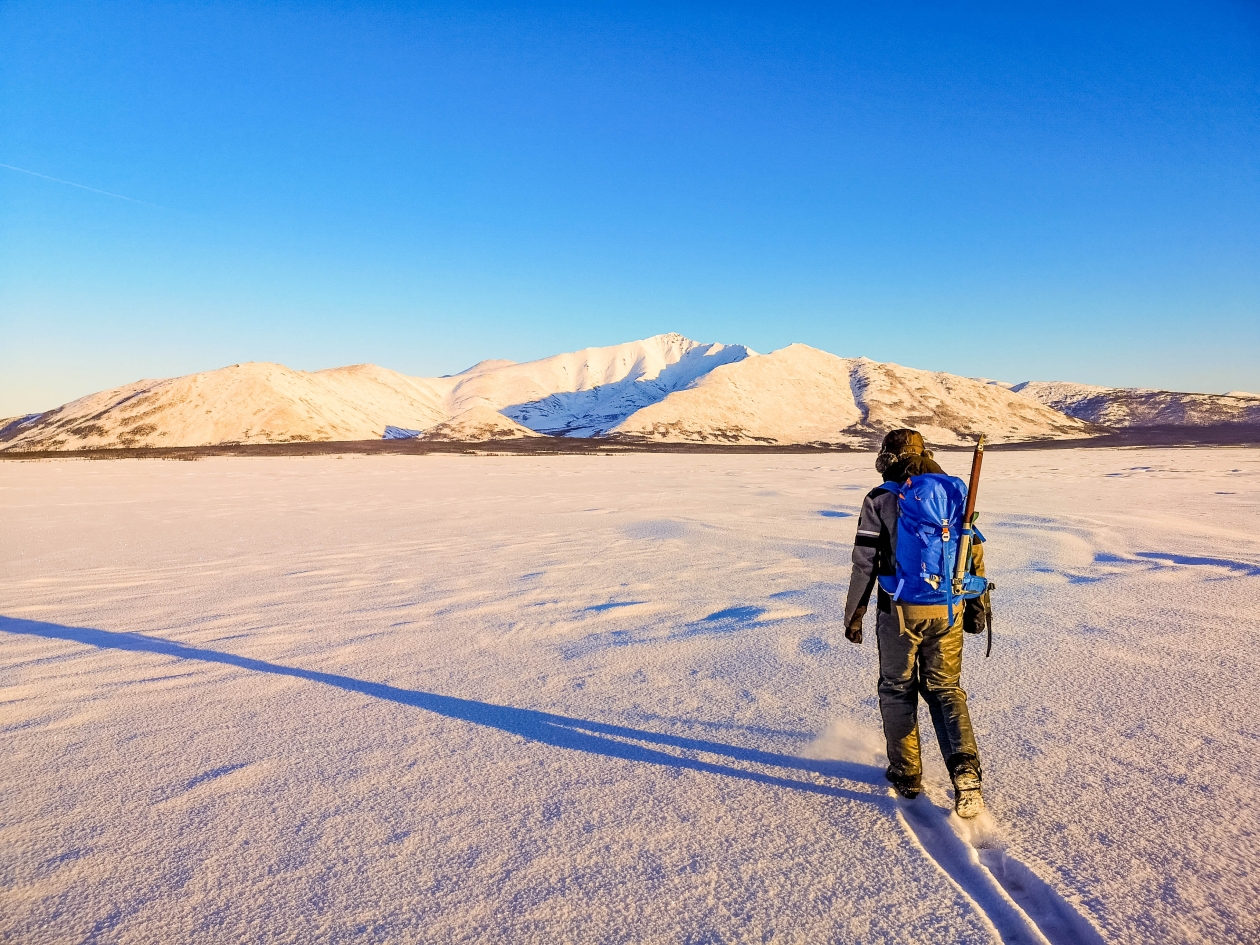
[875,473,991,622]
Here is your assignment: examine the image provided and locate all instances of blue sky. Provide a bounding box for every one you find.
[1,1,1257,415]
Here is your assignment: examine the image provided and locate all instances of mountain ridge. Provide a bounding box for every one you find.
[3,333,1252,451]
[1011,381,1260,427]
[611,345,1091,445]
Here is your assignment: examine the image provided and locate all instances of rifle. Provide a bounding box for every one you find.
[952,434,993,655]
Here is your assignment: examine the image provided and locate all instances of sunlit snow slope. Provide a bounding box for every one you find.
[0,363,449,450]
[613,345,1093,445]
[426,332,753,436]
[1,334,752,450]
[3,333,1107,451]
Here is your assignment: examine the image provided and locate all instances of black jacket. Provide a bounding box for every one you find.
[842,484,903,629]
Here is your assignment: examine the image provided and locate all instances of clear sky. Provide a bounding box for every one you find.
[1,1,1257,416]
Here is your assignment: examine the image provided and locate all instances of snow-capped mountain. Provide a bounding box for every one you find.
[1,335,754,450]
[23,332,1260,451]
[612,345,1092,445]
[0,362,449,450]
[1012,381,1260,427]
[427,333,752,436]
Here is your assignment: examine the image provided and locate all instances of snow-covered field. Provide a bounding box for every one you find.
[2,449,1258,944]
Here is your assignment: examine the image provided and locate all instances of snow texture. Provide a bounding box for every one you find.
[0,413,42,438]
[382,425,424,440]
[3,448,1258,943]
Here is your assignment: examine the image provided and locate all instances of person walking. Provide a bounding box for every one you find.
[842,429,990,818]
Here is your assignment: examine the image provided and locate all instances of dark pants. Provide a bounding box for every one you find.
[875,608,979,776]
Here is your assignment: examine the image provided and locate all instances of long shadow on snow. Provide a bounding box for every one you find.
[0,616,884,805]
[6,616,1108,942]
[1133,551,1260,576]
[1093,550,1260,578]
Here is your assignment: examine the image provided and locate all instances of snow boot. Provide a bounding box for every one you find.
[885,766,922,800]
[948,755,984,819]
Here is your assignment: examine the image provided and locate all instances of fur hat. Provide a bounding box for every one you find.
[875,428,932,476]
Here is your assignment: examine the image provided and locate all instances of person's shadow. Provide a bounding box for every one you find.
[1,616,887,806]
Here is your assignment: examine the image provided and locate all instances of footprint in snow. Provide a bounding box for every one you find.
[895,793,1106,945]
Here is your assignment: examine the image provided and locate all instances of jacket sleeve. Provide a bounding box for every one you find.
[843,493,884,629]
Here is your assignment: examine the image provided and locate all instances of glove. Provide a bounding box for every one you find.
[845,622,863,644]
[963,594,991,635]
